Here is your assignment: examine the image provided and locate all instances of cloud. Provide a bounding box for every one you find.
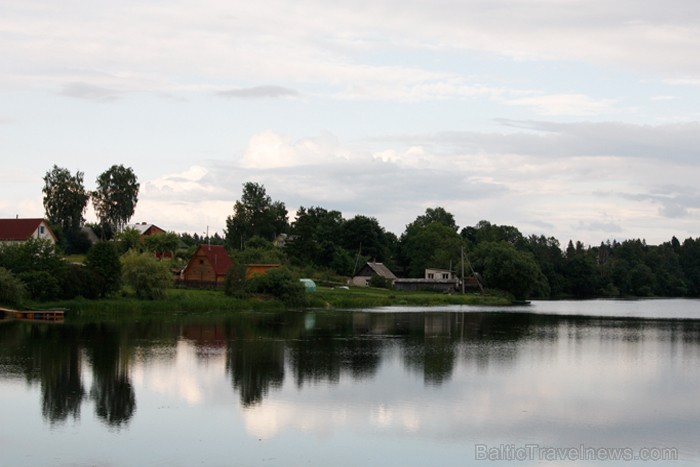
[58,82,122,102]
[504,94,616,116]
[215,85,299,99]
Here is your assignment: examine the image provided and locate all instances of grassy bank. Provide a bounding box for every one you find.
[30,286,511,318]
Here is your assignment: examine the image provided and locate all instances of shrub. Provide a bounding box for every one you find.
[245,266,306,307]
[224,263,247,298]
[121,250,172,299]
[0,267,26,306]
[85,241,122,297]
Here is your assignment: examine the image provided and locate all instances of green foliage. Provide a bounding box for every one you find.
[368,275,391,289]
[340,215,395,265]
[223,263,247,297]
[230,236,286,266]
[42,165,90,231]
[245,267,306,307]
[121,250,172,300]
[61,263,101,299]
[408,207,458,231]
[143,232,180,258]
[115,227,142,254]
[0,267,26,306]
[0,238,68,301]
[472,241,544,300]
[92,165,140,232]
[225,182,288,249]
[401,221,463,278]
[85,242,122,297]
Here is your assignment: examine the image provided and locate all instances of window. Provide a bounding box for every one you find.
[199,259,204,265]
[39,226,45,235]
[442,273,449,279]
[428,273,434,279]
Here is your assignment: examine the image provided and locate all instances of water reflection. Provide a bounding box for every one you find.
[2,305,700,465]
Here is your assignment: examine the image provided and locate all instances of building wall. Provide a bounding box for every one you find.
[183,251,219,283]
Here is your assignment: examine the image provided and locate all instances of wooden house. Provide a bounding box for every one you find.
[181,245,233,287]
[351,262,397,287]
[0,218,57,245]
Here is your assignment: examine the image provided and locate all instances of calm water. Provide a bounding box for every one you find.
[1,299,700,466]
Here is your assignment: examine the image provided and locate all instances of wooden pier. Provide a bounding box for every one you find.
[0,307,65,322]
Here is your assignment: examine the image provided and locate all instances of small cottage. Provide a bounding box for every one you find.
[126,222,166,240]
[351,261,397,287]
[0,218,57,245]
[181,244,233,287]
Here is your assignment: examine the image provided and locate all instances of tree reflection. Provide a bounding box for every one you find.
[226,339,284,407]
[83,323,136,427]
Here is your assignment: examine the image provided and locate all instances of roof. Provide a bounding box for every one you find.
[0,218,53,241]
[126,223,161,235]
[196,244,233,276]
[365,262,397,280]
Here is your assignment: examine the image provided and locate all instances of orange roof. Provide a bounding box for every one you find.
[0,218,54,241]
[196,244,233,276]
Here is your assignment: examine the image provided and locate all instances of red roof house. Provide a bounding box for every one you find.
[0,218,57,245]
[181,244,233,286]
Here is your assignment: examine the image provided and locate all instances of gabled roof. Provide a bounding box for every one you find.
[0,218,54,241]
[195,244,233,276]
[365,262,397,280]
[126,223,162,235]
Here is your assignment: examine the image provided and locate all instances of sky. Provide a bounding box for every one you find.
[3,0,700,246]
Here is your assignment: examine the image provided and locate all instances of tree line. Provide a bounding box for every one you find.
[4,168,700,303]
[221,182,700,300]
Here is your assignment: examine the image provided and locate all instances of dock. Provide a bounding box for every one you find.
[0,307,65,322]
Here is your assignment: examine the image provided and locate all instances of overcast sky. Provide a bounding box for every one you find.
[3,0,700,245]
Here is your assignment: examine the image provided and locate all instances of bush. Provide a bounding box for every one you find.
[0,267,26,306]
[17,270,62,301]
[369,275,392,289]
[121,250,172,299]
[224,264,247,298]
[245,267,306,307]
[85,242,122,297]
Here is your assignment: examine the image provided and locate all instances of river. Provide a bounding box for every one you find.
[1,299,699,466]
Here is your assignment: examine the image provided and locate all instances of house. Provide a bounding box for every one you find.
[245,264,281,279]
[0,218,57,245]
[181,244,233,287]
[393,268,459,292]
[126,222,166,240]
[351,261,397,287]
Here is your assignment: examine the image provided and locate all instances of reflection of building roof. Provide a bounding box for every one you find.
[0,218,56,242]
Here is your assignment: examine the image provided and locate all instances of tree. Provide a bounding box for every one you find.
[0,238,67,300]
[121,250,172,299]
[340,215,394,267]
[85,241,122,297]
[224,182,288,250]
[143,232,180,259]
[0,267,26,306]
[400,221,463,277]
[472,241,545,300]
[408,207,458,231]
[92,165,140,233]
[114,227,142,254]
[42,165,90,232]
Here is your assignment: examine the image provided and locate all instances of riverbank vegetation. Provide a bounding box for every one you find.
[4,170,700,312]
